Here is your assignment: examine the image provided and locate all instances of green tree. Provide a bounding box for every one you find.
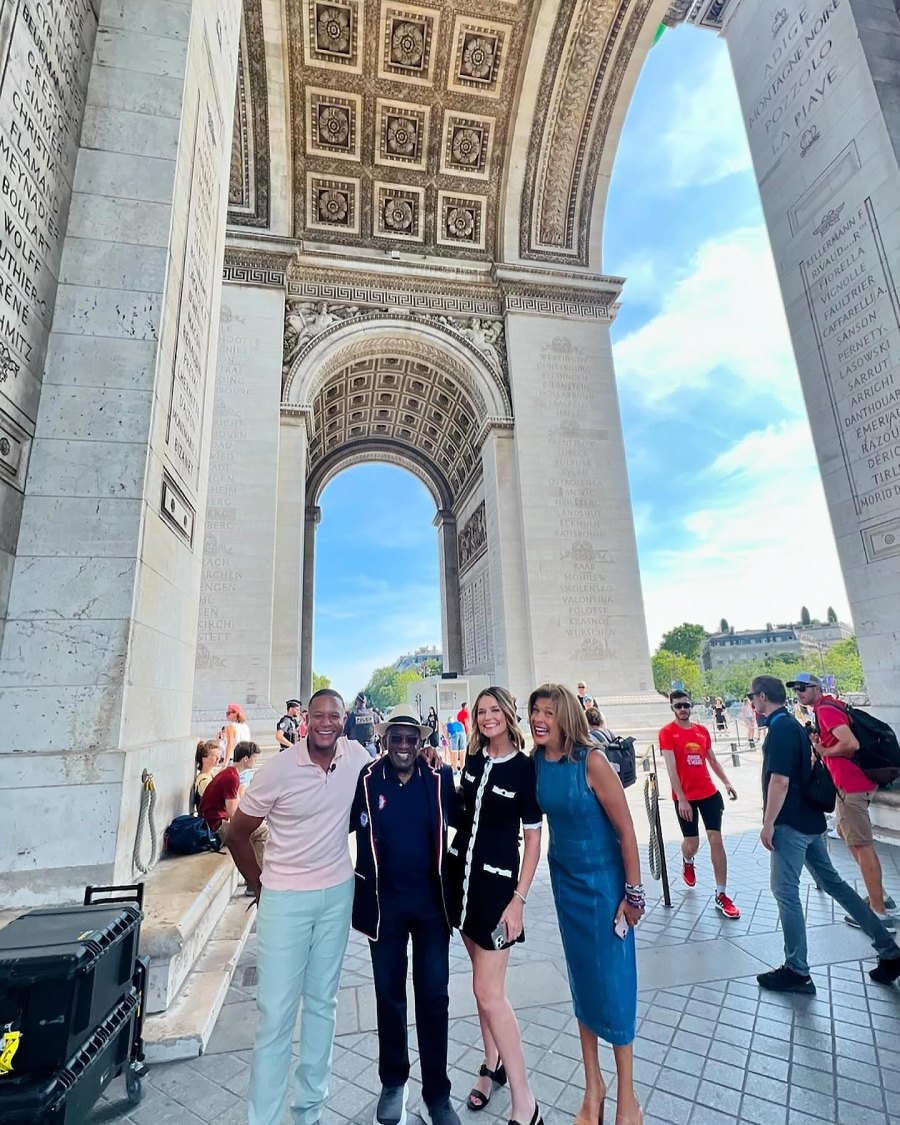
[827,606,838,624]
[420,658,443,678]
[312,672,330,692]
[658,622,707,662]
[800,605,811,625]
[826,636,864,692]
[719,618,729,634]
[652,651,703,697]
[362,666,422,711]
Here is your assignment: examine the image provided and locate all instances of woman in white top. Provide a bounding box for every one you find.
[223,703,251,766]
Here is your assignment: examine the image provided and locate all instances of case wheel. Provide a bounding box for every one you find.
[125,1066,143,1105]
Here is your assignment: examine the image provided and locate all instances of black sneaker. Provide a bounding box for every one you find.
[375,1084,408,1125]
[422,1099,461,1125]
[869,956,900,985]
[757,965,816,994]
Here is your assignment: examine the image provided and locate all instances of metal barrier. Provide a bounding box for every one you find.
[642,743,672,908]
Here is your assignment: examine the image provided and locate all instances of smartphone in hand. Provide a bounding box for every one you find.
[613,912,628,940]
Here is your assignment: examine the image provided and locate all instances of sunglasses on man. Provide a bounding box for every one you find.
[672,702,692,710]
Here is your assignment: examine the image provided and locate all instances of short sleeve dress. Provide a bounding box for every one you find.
[447,748,542,950]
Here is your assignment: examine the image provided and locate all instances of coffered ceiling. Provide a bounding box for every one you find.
[284,0,536,260]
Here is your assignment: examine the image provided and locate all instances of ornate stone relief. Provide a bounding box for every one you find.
[281,298,508,386]
[374,182,426,242]
[520,0,655,264]
[306,87,362,160]
[222,248,292,287]
[458,500,487,572]
[228,0,271,228]
[375,98,430,170]
[303,0,364,73]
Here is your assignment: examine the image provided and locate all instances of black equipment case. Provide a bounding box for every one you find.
[0,991,138,1125]
[0,899,141,1077]
[0,884,148,1123]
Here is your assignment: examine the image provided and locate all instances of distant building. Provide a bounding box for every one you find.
[392,645,443,672]
[701,622,853,671]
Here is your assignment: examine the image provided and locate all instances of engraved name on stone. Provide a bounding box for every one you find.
[742,0,842,173]
[166,55,224,498]
[537,337,617,658]
[800,199,900,523]
[0,0,94,424]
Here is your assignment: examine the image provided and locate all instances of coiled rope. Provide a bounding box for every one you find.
[644,774,662,881]
[133,769,160,875]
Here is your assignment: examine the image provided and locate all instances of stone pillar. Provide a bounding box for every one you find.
[501,288,656,704]
[435,508,463,674]
[192,283,285,729]
[270,412,309,707]
[0,0,242,905]
[723,0,900,727]
[481,426,533,701]
[298,504,320,702]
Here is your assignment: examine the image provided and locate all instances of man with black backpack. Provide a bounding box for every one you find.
[344,692,377,757]
[787,672,898,930]
[751,674,900,993]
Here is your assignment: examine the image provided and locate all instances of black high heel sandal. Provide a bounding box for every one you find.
[509,1101,543,1125]
[466,1060,507,1111]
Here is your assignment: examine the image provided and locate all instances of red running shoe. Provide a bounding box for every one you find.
[682,861,696,887]
[716,892,741,919]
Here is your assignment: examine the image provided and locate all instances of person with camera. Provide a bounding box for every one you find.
[350,705,460,1125]
[447,687,543,1125]
[659,690,741,919]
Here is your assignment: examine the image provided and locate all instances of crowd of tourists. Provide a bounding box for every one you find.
[188,669,900,1125]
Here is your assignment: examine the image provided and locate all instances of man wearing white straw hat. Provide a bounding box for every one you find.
[350,704,460,1125]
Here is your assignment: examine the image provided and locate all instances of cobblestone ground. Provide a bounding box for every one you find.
[89,774,900,1125]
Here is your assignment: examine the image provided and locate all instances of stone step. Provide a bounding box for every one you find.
[871,788,900,843]
[142,890,256,1063]
[141,851,240,1014]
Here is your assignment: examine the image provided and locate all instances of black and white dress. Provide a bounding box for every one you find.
[447,749,543,951]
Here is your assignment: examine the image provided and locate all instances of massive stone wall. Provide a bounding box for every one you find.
[0,0,97,641]
[725,0,900,724]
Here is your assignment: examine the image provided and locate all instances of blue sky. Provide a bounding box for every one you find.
[313,27,851,701]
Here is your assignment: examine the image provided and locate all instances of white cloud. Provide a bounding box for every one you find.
[640,422,851,647]
[662,50,752,188]
[614,225,800,407]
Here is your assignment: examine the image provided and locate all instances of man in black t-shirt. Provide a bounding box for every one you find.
[751,674,900,994]
[275,699,302,751]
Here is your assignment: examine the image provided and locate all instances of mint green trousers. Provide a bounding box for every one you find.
[248,879,354,1125]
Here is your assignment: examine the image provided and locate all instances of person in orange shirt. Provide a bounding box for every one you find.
[659,691,740,919]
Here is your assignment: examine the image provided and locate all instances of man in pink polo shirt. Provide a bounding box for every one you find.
[788,673,896,931]
[226,688,371,1125]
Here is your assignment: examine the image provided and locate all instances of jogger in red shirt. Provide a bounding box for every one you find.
[659,691,741,919]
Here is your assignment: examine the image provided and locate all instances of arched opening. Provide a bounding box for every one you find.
[603,25,852,659]
[311,463,442,702]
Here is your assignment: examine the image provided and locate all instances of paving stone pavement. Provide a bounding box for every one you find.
[88,784,900,1125]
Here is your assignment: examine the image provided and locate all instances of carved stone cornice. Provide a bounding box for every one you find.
[223,246,294,287]
[285,267,503,316]
[501,281,619,321]
[520,0,655,265]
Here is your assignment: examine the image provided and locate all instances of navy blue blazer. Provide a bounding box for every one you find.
[349,756,458,940]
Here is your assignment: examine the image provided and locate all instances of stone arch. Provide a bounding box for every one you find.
[306,438,454,511]
[283,314,512,422]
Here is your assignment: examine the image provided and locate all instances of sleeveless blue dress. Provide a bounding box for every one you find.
[535,746,637,1045]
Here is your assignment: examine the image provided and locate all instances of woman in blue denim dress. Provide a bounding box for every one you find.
[531,683,645,1125]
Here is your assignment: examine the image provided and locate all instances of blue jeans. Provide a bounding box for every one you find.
[770,825,900,975]
[248,880,354,1125]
